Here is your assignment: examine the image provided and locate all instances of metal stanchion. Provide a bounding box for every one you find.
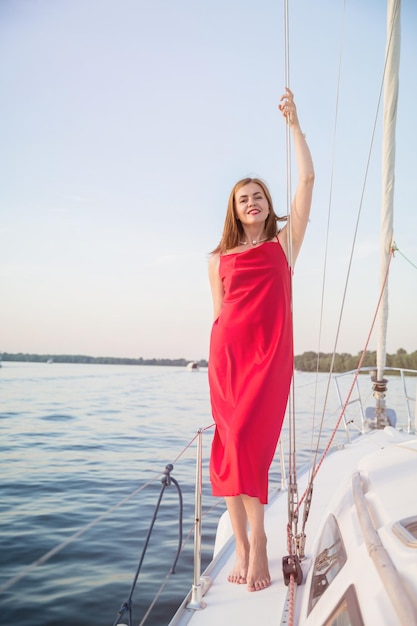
[187,428,211,610]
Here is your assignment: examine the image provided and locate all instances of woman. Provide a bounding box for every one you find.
[208,88,314,592]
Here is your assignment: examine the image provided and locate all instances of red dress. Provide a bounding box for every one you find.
[208,240,293,504]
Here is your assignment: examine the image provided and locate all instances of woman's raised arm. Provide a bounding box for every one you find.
[278,87,315,265]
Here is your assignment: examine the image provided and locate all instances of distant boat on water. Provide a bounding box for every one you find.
[186,361,200,371]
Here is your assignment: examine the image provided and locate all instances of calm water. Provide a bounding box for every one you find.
[0,362,413,625]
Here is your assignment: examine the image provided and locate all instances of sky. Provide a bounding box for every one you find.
[1,0,416,360]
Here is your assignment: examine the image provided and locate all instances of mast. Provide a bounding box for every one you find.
[373,0,401,424]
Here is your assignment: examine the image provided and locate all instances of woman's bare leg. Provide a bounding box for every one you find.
[225,496,249,583]
[241,495,270,591]
[225,494,270,591]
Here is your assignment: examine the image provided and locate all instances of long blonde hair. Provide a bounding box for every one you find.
[212,177,286,254]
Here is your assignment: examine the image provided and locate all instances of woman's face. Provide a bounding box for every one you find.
[234,182,269,227]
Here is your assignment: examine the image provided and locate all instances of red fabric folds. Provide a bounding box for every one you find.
[208,241,293,504]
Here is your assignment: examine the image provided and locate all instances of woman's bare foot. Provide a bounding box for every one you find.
[228,545,249,584]
[247,534,271,592]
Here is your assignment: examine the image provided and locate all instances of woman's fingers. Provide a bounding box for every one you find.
[278,88,297,124]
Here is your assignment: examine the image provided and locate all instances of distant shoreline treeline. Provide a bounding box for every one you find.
[1,353,209,368]
[294,348,417,372]
[1,349,416,372]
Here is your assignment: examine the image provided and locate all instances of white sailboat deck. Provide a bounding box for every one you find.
[169,428,417,625]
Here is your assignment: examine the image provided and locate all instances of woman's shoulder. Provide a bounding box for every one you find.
[208,251,221,274]
[208,252,222,289]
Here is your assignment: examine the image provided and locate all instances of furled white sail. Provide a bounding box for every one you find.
[377,0,400,381]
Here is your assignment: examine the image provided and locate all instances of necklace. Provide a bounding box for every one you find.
[239,236,268,246]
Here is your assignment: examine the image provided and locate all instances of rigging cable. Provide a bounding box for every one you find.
[281,4,303,618]
[393,242,417,270]
[298,0,401,538]
[298,0,347,542]
[282,0,299,558]
[300,248,395,510]
[306,0,346,476]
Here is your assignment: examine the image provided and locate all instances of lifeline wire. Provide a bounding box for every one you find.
[0,476,162,595]
[0,424,215,596]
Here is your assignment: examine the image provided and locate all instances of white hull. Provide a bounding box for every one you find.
[170,425,417,625]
